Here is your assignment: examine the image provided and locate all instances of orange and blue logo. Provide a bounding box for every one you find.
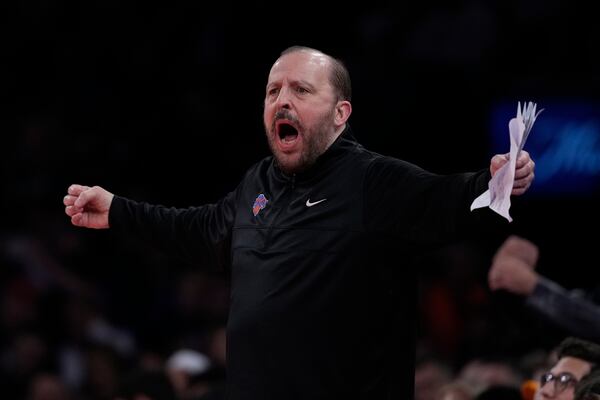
[252,194,268,216]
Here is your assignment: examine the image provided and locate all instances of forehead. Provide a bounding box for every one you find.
[267,50,331,85]
[552,356,593,380]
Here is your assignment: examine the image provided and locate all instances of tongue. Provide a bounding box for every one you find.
[282,132,298,143]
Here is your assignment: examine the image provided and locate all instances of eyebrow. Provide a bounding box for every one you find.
[293,80,316,90]
[266,79,316,91]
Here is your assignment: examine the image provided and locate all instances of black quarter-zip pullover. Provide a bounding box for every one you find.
[109,126,495,399]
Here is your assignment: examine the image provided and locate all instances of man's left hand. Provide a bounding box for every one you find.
[490,150,535,196]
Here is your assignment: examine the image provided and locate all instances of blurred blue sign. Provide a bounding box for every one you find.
[491,101,600,197]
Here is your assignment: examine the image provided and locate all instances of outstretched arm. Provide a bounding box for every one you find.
[63,182,239,269]
[63,184,114,229]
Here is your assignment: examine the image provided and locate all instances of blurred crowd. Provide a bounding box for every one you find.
[4,212,600,400]
[5,2,600,399]
[415,236,600,400]
[0,219,229,399]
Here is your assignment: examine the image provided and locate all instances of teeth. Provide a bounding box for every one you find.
[281,135,298,143]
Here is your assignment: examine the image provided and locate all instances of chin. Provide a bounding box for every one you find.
[275,154,305,174]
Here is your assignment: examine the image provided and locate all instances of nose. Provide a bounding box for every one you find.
[537,381,555,398]
[274,87,292,110]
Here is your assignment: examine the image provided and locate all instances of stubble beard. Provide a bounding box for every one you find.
[265,110,335,175]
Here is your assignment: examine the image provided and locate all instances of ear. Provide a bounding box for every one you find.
[334,101,352,126]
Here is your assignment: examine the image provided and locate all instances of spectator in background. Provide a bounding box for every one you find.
[165,348,211,399]
[437,382,474,400]
[534,337,600,400]
[456,358,523,398]
[488,235,600,342]
[414,357,453,400]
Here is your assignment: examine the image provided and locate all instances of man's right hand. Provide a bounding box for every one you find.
[63,185,114,229]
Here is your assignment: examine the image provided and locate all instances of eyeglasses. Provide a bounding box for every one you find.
[540,371,579,394]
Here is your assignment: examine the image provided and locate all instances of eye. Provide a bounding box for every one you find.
[559,373,575,384]
[267,87,280,97]
[296,86,309,94]
[541,373,553,384]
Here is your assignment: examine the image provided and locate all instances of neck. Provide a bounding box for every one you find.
[324,124,346,151]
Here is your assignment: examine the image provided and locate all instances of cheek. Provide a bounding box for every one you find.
[263,108,273,126]
[298,109,320,126]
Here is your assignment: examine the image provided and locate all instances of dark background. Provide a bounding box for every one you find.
[2,0,600,397]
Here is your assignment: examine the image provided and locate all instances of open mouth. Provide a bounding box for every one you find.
[277,122,299,144]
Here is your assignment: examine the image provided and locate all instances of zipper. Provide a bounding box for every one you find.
[290,173,296,190]
[264,173,296,249]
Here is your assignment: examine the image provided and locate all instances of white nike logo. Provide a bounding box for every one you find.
[306,198,327,207]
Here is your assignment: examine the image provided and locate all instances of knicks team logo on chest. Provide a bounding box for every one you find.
[252,193,269,216]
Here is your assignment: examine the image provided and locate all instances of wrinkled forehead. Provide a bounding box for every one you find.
[267,50,331,85]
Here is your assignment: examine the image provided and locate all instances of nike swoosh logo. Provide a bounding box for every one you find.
[306,198,327,207]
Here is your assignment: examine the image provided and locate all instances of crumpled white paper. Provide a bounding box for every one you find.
[470,101,543,222]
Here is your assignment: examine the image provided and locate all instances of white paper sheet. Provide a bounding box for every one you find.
[470,101,543,222]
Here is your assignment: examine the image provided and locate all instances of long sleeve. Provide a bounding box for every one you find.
[363,155,498,245]
[526,277,600,342]
[108,187,239,271]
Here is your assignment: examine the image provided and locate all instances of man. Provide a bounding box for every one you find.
[535,337,600,400]
[63,46,535,399]
[488,235,600,342]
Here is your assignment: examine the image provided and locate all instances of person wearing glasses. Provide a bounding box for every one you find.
[536,337,600,400]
